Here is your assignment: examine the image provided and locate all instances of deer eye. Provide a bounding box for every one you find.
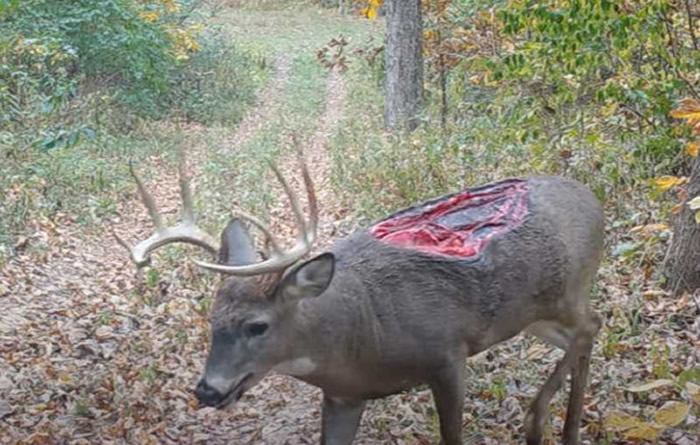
[244,322,268,338]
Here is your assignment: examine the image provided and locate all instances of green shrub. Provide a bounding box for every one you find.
[160,28,264,125]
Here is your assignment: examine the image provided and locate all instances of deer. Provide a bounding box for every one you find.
[116,151,604,445]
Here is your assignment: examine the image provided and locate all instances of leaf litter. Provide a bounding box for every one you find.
[1,13,699,445]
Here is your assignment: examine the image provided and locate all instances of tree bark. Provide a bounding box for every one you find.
[384,0,423,130]
[666,154,700,295]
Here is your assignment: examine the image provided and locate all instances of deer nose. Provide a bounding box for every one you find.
[196,378,224,407]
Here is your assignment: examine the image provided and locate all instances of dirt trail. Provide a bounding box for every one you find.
[0,55,292,336]
[220,56,291,155]
[237,68,354,445]
[0,41,373,442]
[267,68,349,249]
[0,56,309,444]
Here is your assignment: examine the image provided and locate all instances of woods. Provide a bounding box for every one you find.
[1,0,699,444]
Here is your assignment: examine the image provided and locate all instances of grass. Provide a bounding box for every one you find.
[199,54,329,224]
[190,5,374,228]
[0,20,266,265]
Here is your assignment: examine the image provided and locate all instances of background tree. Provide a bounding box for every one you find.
[384,0,423,130]
[665,98,700,295]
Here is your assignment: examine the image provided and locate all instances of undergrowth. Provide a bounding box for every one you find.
[0,1,266,262]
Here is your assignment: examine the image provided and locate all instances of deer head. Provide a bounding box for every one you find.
[115,151,330,408]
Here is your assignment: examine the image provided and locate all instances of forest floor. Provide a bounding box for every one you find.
[0,3,698,445]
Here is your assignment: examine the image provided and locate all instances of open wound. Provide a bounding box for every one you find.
[371,179,529,258]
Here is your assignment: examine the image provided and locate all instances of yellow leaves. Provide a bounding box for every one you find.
[167,24,204,60]
[58,374,73,384]
[670,97,700,131]
[605,401,691,442]
[624,424,663,441]
[605,410,663,441]
[601,102,618,117]
[423,29,438,41]
[606,376,694,442]
[605,410,643,430]
[139,0,181,22]
[654,401,690,427]
[138,0,202,61]
[359,0,383,20]
[140,11,161,23]
[671,98,700,159]
[653,175,687,192]
[671,98,700,161]
[159,0,180,13]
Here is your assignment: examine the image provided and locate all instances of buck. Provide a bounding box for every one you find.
[116,154,604,445]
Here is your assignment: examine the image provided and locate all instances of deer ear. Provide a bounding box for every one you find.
[219,219,256,266]
[279,253,335,301]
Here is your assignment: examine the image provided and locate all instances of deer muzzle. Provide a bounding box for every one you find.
[195,372,253,408]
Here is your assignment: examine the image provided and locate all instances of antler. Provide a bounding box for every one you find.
[193,151,318,276]
[113,154,220,267]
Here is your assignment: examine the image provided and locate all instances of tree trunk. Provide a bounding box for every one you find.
[666,154,700,295]
[384,0,423,130]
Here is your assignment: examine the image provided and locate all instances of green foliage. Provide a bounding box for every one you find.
[162,27,264,125]
[451,0,697,165]
[1,0,175,129]
[0,1,265,255]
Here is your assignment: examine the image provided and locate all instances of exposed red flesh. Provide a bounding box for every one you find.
[371,180,529,258]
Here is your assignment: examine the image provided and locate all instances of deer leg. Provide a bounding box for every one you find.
[321,396,366,445]
[524,345,574,445]
[523,321,578,445]
[562,313,601,445]
[429,361,465,445]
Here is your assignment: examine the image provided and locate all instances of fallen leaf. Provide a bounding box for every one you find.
[626,379,674,393]
[687,196,700,210]
[59,374,72,384]
[95,325,113,340]
[686,382,700,403]
[14,236,29,250]
[605,410,643,430]
[686,141,699,157]
[670,98,700,125]
[0,400,14,419]
[654,401,690,427]
[624,423,662,441]
[629,223,669,236]
[653,176,686,192]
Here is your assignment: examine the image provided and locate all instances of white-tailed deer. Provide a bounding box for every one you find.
[117,153,603,445]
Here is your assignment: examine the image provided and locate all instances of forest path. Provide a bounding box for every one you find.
[0,5,380,445]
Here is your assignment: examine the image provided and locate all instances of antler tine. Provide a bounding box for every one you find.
[130,160,163,230]
[290,135,317,243]
[298,149,318,243]
[117,158,220,268]
[194,153,319,276]
[269,161,307,239]
[178,149,195,225]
